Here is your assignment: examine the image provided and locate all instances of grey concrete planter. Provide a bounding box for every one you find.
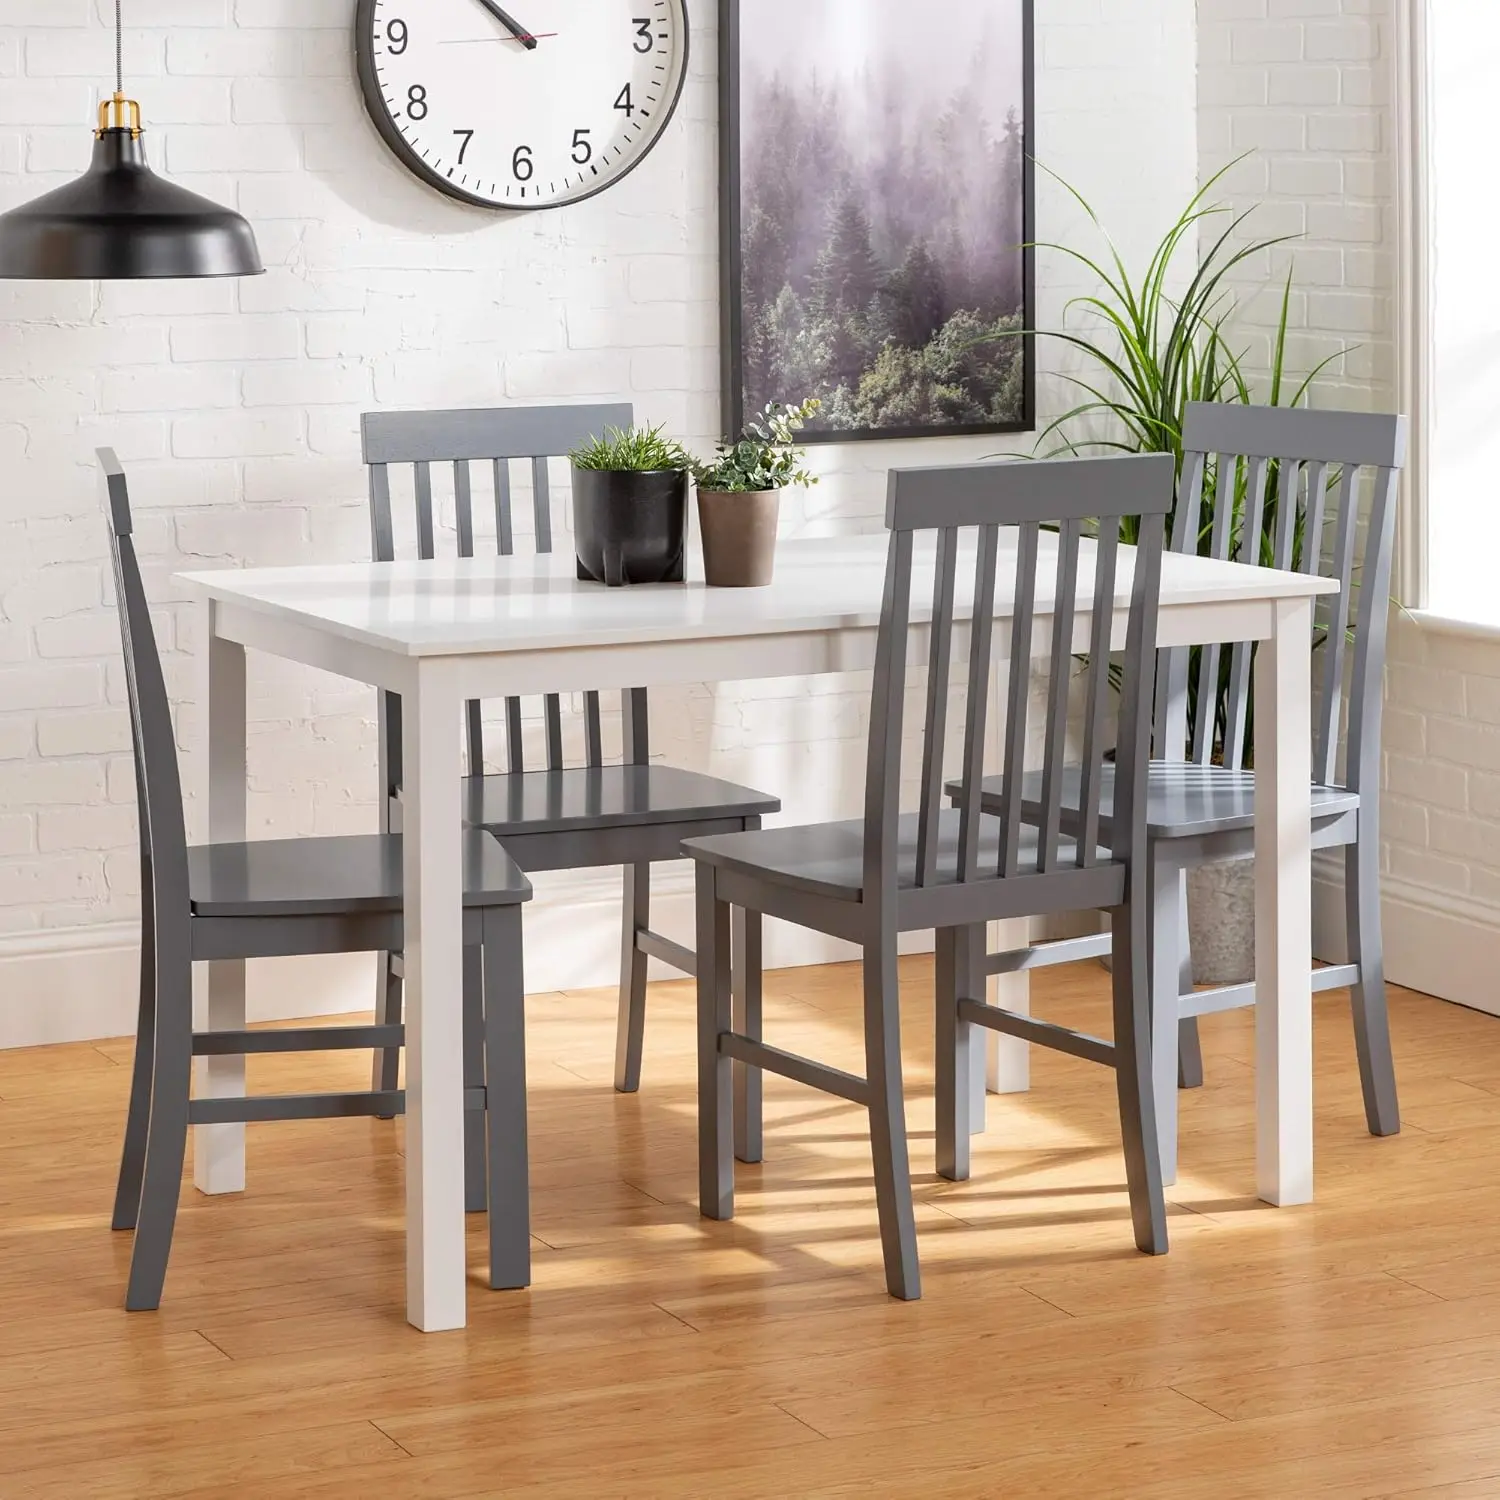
[1185,856,1256,985]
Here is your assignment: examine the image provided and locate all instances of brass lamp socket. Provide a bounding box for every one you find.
[96,92,142,139]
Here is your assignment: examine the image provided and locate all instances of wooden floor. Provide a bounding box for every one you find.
[5,962,1500,1498]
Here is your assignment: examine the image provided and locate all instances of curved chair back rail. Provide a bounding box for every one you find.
[1164,402,1409,790]
[362,402,638,780]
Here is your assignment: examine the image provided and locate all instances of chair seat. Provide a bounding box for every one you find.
[464,764,780,839]
[684,810,1111,905]
[951,763,1360,842]
[188,831,530,919]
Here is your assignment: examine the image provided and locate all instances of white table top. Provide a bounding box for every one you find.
[180,533,1336,660]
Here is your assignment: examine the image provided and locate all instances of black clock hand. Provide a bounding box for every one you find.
[472,0,540,48]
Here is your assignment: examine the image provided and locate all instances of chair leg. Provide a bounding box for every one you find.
[864,931,921,1300]
[112,905,156,1232]
[614,863,651,1094]
[696,866,734,1222]
[732,906,764,1165]
[1112,893,1169,1256]
[1347,826,1400,1136]
[1176,873,1204,1089]
[125,935,193,1312]
[463,941,487,1214]
[1148,858,1183,1188]
[934,926,976,1182]
[482,906,531,1290]
[372,952,402,1118]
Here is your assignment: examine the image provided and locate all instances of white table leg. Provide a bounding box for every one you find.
[194,610,247,1196]
[1255,595,1315,1206]
[986,919,1032,1094]
[402,664,468,1332]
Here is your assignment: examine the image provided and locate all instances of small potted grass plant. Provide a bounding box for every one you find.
[569,423,692,587]
[692,399,819,587]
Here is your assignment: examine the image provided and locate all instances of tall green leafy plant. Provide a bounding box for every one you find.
[1006,159,1345,760]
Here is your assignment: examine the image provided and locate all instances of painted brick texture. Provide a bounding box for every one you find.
[0,0,1197,966]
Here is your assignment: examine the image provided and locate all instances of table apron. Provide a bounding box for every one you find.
[210,596,1276,701]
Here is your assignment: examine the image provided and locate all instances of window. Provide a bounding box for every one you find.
[1427,4,1500,622]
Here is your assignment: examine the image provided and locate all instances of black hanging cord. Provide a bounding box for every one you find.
[115,0,123,94]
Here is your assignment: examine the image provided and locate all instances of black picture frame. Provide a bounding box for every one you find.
[718,0,1036,446]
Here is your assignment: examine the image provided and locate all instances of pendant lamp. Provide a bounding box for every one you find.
[0,1,262,280]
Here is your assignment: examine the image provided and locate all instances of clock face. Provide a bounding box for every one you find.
[354,0,690,211]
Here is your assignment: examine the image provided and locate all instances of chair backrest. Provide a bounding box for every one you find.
[1164,403,1408,791]
[360,403,638,787]
[868,454,1174,901]
[99,448,188,941]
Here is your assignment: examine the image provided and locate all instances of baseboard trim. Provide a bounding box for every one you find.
[1315,861,1500,1018]
[0,868,932,1050]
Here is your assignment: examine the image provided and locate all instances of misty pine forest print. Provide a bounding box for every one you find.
[724,0,1032,442]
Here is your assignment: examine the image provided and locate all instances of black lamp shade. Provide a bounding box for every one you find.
[0,129,263,281]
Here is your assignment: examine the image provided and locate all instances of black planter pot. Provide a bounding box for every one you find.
[571,467,688,587]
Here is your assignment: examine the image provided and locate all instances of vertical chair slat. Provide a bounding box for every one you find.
[1270,458,1302,570]
[369,464,395,564]
[1111,509,1168,865]
[454,460,475,558]
[1301,460,1331,575]
[1189,454,1238,764]
[624,687,650,764]
[1316,462,1362,785]
[584,692,604,768]
[544,696,564,770]
[532,457,557,766]
[997,522,1039,878]
[1222,453,1270,772]
[915,526,959,887]
[864,530,914,897]
[1345,465,1401,794]
[369,462,401,793]
[505,699,525,775]
[1155,448,1206,759]
[1037,519,1081,872]
[956,525,999,881]
[532,457,553,553]
[494,459,515,556]
[414,462,435,560]
[453,460,485,776]
[1076,517,1120,869]
[499,456,521,770]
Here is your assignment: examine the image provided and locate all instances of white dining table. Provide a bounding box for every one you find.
[180,533,1334,1332]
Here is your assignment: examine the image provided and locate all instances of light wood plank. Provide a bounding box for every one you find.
[0,961,1495,1495]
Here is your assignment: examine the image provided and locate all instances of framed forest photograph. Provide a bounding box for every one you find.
[719,0,1035,445]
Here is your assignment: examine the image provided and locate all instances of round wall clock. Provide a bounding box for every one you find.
[354,0,690,211]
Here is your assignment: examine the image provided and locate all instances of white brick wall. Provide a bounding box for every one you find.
[0,0,1199,1038]
[1198,0,1396,410]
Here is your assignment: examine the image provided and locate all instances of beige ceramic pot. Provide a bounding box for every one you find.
[697,487,780,587]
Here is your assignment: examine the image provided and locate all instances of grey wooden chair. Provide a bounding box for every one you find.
[685,454,1176,1300]
[956,403,1407,1183]
[361,404,780,1106]
[101,450,533,1311]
